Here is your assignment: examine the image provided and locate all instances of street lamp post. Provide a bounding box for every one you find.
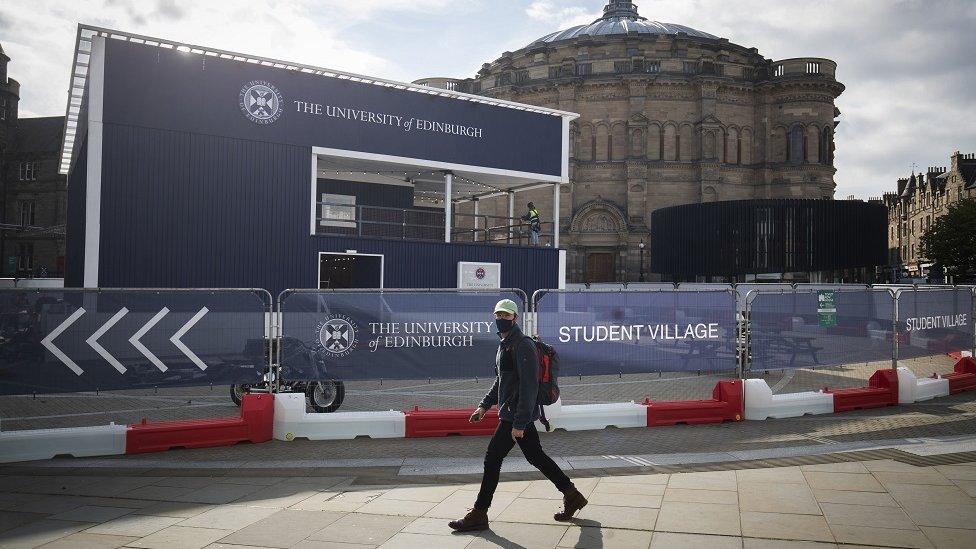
[638,239,646,282]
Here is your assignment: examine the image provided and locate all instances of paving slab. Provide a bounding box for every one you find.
[307,512,412,546]
[558,525,653,549]
[649,532,742,549]
[740,511,834,542]
[218,509,345,548]
[654,501,740,536]
[0,519,93,548]
[128,526,233,549]
[86,514,183,537]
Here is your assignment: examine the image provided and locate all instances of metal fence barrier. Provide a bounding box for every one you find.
[532,288,739,404]
[3,284,973,430]
[744,288,895,393]
[0,288,272,430]
[896,287,974,379]
[275,288,528,412]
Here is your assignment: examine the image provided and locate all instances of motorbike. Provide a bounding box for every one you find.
[230,337,345,413]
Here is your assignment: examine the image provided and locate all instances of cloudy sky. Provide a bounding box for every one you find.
[1,0,974,199]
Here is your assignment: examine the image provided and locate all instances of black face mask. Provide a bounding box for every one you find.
[495,318,515,333]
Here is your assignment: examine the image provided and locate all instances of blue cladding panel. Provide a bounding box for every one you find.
[101,38,562,177]
[65,139,88,288]
[96,124,558,297]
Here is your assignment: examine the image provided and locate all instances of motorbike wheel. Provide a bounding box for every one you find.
[230,384,250,407]
[305,379,345,413]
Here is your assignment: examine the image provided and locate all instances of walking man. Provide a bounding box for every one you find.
[448,299,587,532]
[521,202,542,246]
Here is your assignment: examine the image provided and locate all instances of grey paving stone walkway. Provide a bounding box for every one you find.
[2,456,975,548]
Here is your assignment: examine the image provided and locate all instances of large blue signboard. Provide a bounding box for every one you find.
[897,289,973,359]
[101,39,563,177]
[748,289,894,371]
[534,290,738,375]
[278,290,526,381]
[0,290,270,395]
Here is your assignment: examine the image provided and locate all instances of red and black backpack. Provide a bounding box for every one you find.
[531,336,560,431]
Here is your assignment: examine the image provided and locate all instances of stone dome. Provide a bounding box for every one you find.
[531,0,718,46]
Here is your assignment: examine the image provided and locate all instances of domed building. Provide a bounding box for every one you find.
[416,0,844,282]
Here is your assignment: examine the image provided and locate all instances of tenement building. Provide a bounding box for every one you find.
[883,152,976,281]
[416,0,844,282]
[0,42,66,278]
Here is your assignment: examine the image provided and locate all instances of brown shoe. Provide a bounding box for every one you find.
[448,508,489,532]
[554,487,588,521]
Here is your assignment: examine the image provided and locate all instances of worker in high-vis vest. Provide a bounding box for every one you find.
[522,202,542,245]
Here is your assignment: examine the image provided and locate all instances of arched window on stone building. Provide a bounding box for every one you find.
[680,124,694,161]
[663,124,677,161]
[704,131,716,160]
[631,128,644,158]
[612,124,627,161]
[596,125,610,161]
[579,125,593,161]
[820,127,833,165]
[727,128,738,164]
[787,125,805,165]
[647,124,662,160]
[806,125,820,164]
[741,128,753,165]
[771,126,786,163]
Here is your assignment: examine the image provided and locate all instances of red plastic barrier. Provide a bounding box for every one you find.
[643,380,743,427]
[403,406,500,438]
[126,393,274,454]
[943,357,976,394]
[825,369,898,413]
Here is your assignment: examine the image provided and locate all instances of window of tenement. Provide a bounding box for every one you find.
[19,161,37,181]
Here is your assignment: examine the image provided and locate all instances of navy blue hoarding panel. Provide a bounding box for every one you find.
[897,289,973,359]
[0,290,268,395]
[64,138,88,288]
[749,290,894,371]
[101,39,562,177]
[535,290,738,375]
[96,124,559,296]
[279,291,524,381]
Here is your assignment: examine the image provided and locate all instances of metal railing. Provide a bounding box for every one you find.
[315,202,554,246]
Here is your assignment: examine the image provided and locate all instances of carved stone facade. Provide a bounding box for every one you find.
[417,1,844,282]
[883,152,976,280]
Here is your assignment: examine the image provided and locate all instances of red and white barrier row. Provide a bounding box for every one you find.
[2,358,975,464]
[0,393,274,464]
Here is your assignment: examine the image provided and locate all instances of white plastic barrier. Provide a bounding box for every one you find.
[0,423,127,463]
[273,393,405,441]
[547,402,646,431]
[897,367,950,404]
[743,379,834,420]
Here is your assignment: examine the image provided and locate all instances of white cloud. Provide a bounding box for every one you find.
[525,1,598,29]
[1,0,972,201]
[0,0,399,118]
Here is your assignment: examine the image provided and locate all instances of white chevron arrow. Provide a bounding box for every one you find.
[129,307,169,372]
[170,307,209,371]
[40,308,86,376]
[85,307,129,374]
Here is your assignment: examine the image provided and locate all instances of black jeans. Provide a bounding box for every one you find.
[474,420,573,510]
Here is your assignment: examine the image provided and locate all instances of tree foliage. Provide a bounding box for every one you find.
[920,197,976,280]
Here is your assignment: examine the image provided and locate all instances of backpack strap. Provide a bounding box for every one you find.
[539,404,551,432]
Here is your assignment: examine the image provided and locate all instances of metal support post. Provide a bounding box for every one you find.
[971,287,975,359]
[444,172,453,243]
[891,289,899,371]
[473,198,480,242]
[507,191,515,244]
[552,183,560,248]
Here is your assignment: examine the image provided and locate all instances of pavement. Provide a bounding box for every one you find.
[3,451,976,548]
[1,358,974,547]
